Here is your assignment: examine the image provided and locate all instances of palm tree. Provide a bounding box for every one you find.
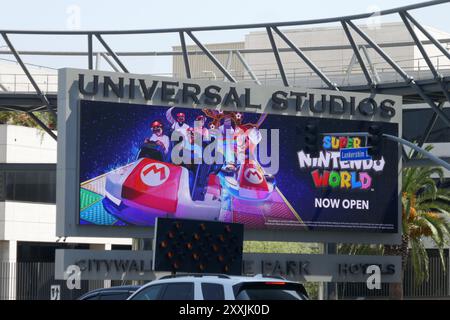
[339,145,450,299]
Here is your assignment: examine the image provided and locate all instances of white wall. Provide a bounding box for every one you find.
[0,126,7,163]
[0,201,131,246]
[0,125,57,163]
[0,201,131,245]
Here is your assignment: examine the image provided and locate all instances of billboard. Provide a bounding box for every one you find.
[57,68,402,243]
[79,100,398,232]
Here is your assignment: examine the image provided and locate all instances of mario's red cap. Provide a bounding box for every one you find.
[176,112,185,118]
[151,121,163,128]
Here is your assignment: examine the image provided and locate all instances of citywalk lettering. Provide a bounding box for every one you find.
[298,135,385,190]
[78,74,396,119]
[74,259,153,273]
[243,260,310,277]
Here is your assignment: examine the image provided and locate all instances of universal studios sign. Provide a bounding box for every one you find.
[75,72,398,120]
[57,68,402,245]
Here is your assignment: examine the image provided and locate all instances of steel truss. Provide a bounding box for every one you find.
[0,0,449,168]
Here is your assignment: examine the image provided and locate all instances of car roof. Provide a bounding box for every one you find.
[139,274,301,287]
[79,285,141,298]
[102,285,141,291]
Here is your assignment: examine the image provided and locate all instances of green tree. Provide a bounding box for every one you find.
[339,145,450,299]
[0,111,56,129]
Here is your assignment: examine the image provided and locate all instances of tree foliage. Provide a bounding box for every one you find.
[0,111,56,129]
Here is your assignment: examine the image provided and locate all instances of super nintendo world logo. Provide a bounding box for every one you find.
[297,136,385,190]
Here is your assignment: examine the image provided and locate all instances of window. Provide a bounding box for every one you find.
[235,289,304,300]
[99,291,131,300]
[201,283,225,300]
[234,282,308,300]
[160,283,194,300]
[403,108,450,143]
[1,164,56,204]
[0,172,5,201]
[131,285,164,300]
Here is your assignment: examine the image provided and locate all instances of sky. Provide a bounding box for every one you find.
[0,0,448,74]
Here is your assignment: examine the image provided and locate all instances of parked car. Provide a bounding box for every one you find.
[127,274,308,300]
[78,285,141,300]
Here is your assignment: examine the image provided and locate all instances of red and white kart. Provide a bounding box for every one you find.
[103,141,276,226]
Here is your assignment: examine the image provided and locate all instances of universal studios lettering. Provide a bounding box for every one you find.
[78,74,396,119]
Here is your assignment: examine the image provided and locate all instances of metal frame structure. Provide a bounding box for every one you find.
[0,0,449,168]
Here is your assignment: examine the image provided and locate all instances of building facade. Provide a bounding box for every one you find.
[0,124,132,299]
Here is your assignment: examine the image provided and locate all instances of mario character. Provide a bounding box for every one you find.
[144,120,170,155]
[166,107,191,151]
[166,107,190,137]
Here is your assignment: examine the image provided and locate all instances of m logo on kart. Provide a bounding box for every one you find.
[244,168,263,184]
[140,163,170,187]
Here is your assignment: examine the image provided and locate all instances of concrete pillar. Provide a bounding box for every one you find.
[0,240,17,300]
[104,243,112,288]
[318,282,325,300]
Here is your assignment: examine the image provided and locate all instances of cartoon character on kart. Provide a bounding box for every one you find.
[102,108,275,226]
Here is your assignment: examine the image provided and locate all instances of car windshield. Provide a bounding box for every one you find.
[234,282,308,300]
[236,288,305,300]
